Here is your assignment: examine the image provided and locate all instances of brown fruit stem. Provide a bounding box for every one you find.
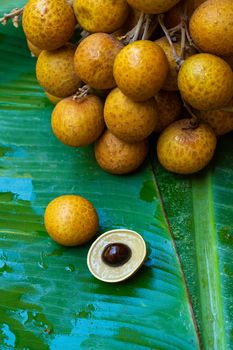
[73,85,91,100]
[0,7,24,27]
[221,107,233,113]
[120,12,157,45]
[182,97,200,129]
[158,15,184,68]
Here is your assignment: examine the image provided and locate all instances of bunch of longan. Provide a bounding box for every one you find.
[19,0,233,175]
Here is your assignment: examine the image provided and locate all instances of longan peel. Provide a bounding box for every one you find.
[73,0,129,34]
[104,88,158,143]
[23,0,76,50]
[44,195,99,246]
[36,44,82,98]
[157,119,217,174]
[155,37,194,91]
[189,0,233,56]
[154,91,182,133]
[74,33,123,90]
[27,39,42,57]
[126,0,181,14]
[198,98,233,136]
[178,53,233,111]
[113,40,169,102]
[45,92,62,105]
[95,130,149,174]
[52,95,105,147]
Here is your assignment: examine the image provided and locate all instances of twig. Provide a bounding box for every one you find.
[142,15,151,40]
[158,15,183,67]
[73,85,91,100]
[221,107,233,113]
[0,7,24,27]
[131,12,145,42]
[182,97,199,127]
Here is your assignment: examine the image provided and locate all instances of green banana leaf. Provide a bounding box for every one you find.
[0,2,233,349]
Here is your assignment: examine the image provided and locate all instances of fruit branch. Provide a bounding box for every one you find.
[73,85,91,100]
[158,15,183,67]
[120,13,157,45]
[0,7,24,27]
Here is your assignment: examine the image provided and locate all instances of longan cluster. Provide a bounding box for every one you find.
[19,0,233,175]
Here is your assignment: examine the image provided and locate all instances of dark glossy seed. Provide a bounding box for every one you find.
[101,243,132,267]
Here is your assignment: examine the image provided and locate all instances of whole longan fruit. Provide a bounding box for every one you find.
[113,40,169,102]
[155,37,194,91]
[178,53,233,110]
[23,0,76,50]
[74,33,123,90]
[73,0,129,33]
[154,91,182,133]
[36,44,82,98]
[104,88,158,143]
[45,92,62,105]
[198,98,233,135]
[52,95,105,147]
[126,0,181,14]
[157,119,217,174]
[189,0,233,56]
[44,195,99,246]
[27,39,42,57]
[95,130,148,174]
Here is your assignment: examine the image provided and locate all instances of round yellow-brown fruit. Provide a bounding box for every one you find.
[198,98,233,135]
[126,0,181,14]
[154,91,182,133]
[113,40,169,101]
[45,92,62,105]
[73,0,129,33]
[74,33,123,90]
[95,130,148,174]
[27,39,42,57]
[178,53,233,110]
[23,0,76,50]
[36,44,82,98]
[189,0,233,56]
[44,195,99,246]
[157,119,217,174]
[155,37,194,91]
[104,87,158,143]
[52,95,105,147]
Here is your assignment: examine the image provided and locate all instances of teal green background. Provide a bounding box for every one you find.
[0,2,233,349]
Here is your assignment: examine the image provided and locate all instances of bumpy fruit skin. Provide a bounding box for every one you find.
[45,92,62,105]
[113,40,169,102]
[44,195,99,246]
[127,0,181,14]
[198,98,233,135]
[189,0,233,56]
[27,39,42,57]
[104,88,158,143]
[95,130,148,174]
[157,119,217,174]
[156,38,194,91]
[23,0,76,50]
[154,91,182,133]
[36,44,82,98]
[178,53,233,110]
[73,0,129,33]
[74,33,123,90]
[52,95,105,147]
